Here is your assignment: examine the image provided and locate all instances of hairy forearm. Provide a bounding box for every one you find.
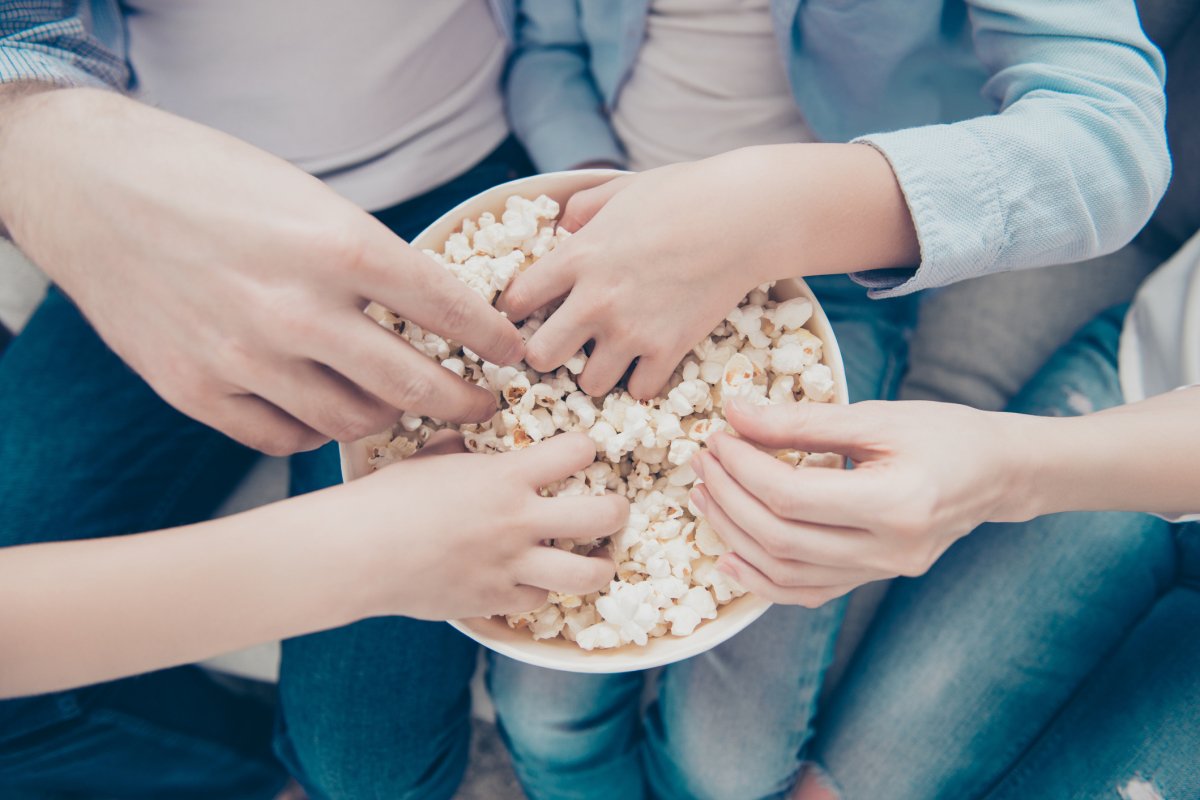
[0,81,59,239]
[1019,387,1200,518]
[716,143,921,283]
[0,490,379,698]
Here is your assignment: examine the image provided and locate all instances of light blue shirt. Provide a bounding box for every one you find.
[507,0,1172,296]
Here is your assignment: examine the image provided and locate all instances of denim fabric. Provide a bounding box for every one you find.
[0,668,284,799]
[810,305,1199,800]
[488,278,917,800]
[983,586,1200,800]
[0,137,532,798]
[508,1,1170,297]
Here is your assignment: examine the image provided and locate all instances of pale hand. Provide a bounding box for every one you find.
[0,88,524,455]
[344,431,629,620]
[691,399,1035,607]
[497,144,918,401]
[497,158,777,400]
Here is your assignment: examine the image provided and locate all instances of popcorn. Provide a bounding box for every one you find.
[800,363,836,403]
[364,193,841,651]
[663,605,703,636]
[769,297,814,332]
[770,329,823,374]
[576,622,622,651]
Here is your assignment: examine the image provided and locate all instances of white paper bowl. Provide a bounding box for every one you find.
[340,170,849,673]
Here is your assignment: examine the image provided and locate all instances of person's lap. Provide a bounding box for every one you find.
[983,575,1200,800]
[0,137,532,798]
[808,305,1184,800]
[488,278,918,800]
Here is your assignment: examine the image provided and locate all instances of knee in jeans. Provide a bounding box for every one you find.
[489,667,636,768]
[491,687,594,766]
[280,719,469,800]
[649,727,801,800]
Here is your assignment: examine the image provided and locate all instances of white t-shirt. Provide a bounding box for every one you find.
[611,0,815,172]
[1119,230,1200,523]
[123,0,508,211]
[1119,231,1200,403]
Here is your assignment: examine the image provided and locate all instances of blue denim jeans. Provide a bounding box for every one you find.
[488,275,918,800]
[809,305,1200,800]
[0,138,533,799]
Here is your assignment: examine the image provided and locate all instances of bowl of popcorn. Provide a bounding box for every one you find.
[340,170,849,673]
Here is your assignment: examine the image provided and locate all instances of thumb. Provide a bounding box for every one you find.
[558,174,633,233]
[411,429,468,459]
[508,432,596,488]
[724,399,881,459]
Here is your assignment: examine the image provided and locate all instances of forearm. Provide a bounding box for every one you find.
[0,81,58,239]
[1018,388,1200,518]
[720,143,920,283]
[0,489,380,698]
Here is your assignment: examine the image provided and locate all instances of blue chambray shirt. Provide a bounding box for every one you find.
[506,0,1172,297]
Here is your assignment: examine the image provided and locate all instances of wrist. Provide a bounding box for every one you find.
[985,412,1045,522]
[258,483,396,624]
[714,143,920,285]
[992,412,1079,521]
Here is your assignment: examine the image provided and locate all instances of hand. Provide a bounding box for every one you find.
[339,431,628,620]
[0,88,523,455]
[498,160,768,400]
[690,399,1036,607]
[497,144,918,400]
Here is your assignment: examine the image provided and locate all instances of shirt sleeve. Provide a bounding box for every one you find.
[850,0,1171,298]
[1,1,130,90]
[506,0,626,173]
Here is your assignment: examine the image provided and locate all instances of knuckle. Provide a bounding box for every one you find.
[305,220,366,268]
[329,414,382,443]
[757,526,795,560]
[256,425,311,457]
[501,282,531,314]
[762,482,799,519]
[759,558,793,587]
[258,290,321,344]
[889,507,930,540]
[438,291,476,335]
[392,371,437,412]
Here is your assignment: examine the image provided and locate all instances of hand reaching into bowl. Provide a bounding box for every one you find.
[350,430,628,620]
[496,143,919,400]
[690,399,1035,607]
[0,86,524,455]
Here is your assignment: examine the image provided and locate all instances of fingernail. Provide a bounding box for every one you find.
[689,488,707,513]
[727,398,750,415]
[470,393,500,422]
[503,338,526,365]
[692,455,706,481]
[717,557,739,580]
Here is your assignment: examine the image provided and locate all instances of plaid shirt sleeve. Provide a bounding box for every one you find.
[1,0,130,89]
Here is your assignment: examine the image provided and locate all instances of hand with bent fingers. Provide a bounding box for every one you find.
[689,399,1036,607]
[0,87,523,455]
[354,430,628,620]
[496,143,918,400]
[497,161,770,400]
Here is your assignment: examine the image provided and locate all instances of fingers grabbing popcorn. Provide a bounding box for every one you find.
[362,194,842,649]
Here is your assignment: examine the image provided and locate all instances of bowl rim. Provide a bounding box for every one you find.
[338,169,849,673]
